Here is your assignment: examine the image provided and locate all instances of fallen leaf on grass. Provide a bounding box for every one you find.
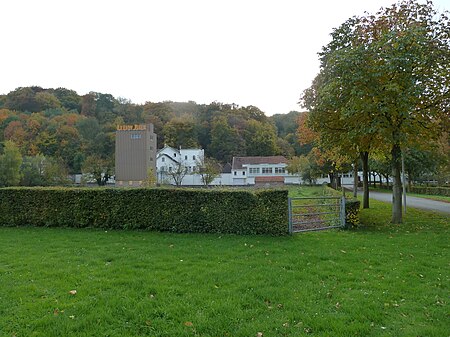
[184,321,193,327]
[256,332,263,337]
[68,290,77,295]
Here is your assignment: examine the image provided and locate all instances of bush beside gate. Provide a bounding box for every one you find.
[344,199,361,229]
[0,188,289,235]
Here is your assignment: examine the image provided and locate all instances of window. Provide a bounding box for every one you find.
[242,171,245,175]
[185,155,188,160]
[193,155,196,160]
[275,167,285,174]
[162,157,165,162]
[192,166,196,172]
[174,153,177,157]
[249,168,259,174]
[169,167,172,172]
[262,167,272,174]
[131,134,141,139]
[234,171,237,176]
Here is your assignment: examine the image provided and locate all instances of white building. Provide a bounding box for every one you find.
[156,152,364,187]
[156,146,205,185]
[231,156,289,186]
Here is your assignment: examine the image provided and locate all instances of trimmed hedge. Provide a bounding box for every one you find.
[0,187,289,235]
[409,186,450,197]
[344,199,361,229]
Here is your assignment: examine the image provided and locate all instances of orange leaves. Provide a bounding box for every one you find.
[297,112,319,145]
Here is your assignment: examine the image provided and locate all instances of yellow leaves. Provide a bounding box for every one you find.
[68,290,77,295]
[297,112,319,145]
[184,321,193,327]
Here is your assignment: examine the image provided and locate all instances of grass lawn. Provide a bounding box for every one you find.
[405,193,450,203]
[0,193,448,336]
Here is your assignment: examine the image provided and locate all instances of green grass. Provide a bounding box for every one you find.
[405,193,450,203]
[0,196,448,336]
[288,185,341,198]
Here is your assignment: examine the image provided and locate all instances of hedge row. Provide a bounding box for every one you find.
[0,188,289,235]
[409,186,450,197]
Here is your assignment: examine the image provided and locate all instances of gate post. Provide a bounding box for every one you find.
[340,196,346,228]
[288,198,293,234]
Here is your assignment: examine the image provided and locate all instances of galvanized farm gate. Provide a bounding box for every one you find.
[288,196,346,233]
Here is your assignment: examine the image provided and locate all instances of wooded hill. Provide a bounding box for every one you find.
[0,86,306,174]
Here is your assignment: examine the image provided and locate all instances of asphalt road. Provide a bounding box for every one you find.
[365,191,450,214]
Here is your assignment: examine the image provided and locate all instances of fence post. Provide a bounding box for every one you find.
[288,198,293,234]
[340,196,346,228]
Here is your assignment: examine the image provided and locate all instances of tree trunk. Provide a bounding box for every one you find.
[391,143,403,224]
[329,173,335,189]
[360,151,369,209]
[407,171,412,192]
[353,159,358,198]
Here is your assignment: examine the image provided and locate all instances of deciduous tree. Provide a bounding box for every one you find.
[301,0,450,223]
[0,141,23,186]
[197,156,222,187]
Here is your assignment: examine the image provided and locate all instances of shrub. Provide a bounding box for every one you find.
[0,187,289,235]
[344,199,361,229]
[409,186,450,197]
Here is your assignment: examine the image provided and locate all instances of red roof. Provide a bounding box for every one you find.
[232,156,288,170]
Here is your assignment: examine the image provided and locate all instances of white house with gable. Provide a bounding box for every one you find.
[156,145,204,184]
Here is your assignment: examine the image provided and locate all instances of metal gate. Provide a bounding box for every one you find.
[288,196,346,233]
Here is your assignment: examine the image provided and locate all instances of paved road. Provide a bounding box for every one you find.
[364,191,450,214]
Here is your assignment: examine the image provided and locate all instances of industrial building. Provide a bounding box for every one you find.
[115,124,157,187]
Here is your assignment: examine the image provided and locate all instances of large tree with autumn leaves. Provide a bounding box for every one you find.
[301,0,450,224]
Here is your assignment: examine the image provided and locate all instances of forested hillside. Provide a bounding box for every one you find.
[0,86,305,177]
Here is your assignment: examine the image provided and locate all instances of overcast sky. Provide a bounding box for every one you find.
[1,0,449,116]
